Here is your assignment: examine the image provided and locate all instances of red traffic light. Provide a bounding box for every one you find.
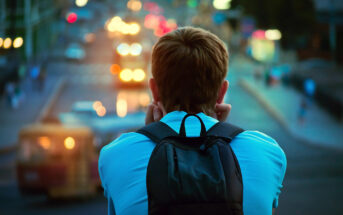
[67,12,78,23]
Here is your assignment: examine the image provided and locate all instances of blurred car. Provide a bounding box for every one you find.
[64,43,86,61]
[112,41,150,88]
[16,124,99,198]
[71,100,98,115]
[59,94,149,150]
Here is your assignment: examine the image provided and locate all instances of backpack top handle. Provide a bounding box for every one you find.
[179,113,207,138]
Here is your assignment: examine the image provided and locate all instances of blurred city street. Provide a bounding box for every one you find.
[1,0,343,214]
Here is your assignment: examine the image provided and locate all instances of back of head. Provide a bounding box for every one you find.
[152,26,228,115]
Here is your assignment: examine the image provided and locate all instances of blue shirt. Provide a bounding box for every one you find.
[99,111,287,215]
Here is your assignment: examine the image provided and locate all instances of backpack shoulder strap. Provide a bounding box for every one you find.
[206,122,244,141]
[136,121,179,144]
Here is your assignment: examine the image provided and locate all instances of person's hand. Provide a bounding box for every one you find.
[145,101,166,125]
[212,103,232,122]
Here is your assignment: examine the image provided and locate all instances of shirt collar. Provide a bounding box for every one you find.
[160,111,218,133]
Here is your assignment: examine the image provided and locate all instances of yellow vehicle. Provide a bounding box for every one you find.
[16,124,100,198]
[112,40,151,88]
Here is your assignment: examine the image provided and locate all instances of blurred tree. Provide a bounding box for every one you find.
[232,0,316,48]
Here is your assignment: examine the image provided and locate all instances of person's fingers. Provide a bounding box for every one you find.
[215,103,232,122]
[145,103,155,125]
[146,101,166,125]
[157,101,167,116]
[153,106,162,122]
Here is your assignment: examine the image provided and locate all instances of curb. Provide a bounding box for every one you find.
[239,79,289,130]
[36,77,66,122]
[0,78,66,154]
[239,78,343,152]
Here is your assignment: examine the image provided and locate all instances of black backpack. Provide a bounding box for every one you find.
[137,114,244,215]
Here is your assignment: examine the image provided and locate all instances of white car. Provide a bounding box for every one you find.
[64,43,86,60]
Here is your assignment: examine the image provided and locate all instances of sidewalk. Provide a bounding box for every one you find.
[0,72,63,153]
[240,76,343,151]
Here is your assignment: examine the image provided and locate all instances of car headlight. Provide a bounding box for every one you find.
[130,43,142,56]
[119,69,133,82]
[116,43,130,56]
[64,137,76,150]
[133,69,145,82]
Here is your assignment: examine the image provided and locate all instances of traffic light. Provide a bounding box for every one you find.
[66,12,78,23]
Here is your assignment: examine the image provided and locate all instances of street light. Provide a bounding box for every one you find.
[13,37,24,48]
[133,69,145,82]
[119,69,133,82]
[64,137,76,150]
[130,43,142,56]
[213,0,232,10]
[66,12,78,24]
[265,29,282,41]
[127,0,142,12]
[75,0,88,7]
[117,43,130,56]
[128,23,140,35]
[3,38,12,49]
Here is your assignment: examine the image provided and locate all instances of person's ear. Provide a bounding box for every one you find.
[149,78,159,102]
[217,80,229,104]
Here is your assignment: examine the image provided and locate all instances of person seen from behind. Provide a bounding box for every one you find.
[98,26,287,215]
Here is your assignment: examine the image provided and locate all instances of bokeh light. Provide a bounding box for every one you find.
[106,17,140,35]
[127,0,142,12]
[128,23,141,35]
[130,43,142,56]
[265,29,282,40]
[187,0,198,8]
[64,137,75,150]
[117,43,130,56]
[116,99,128,118]
[213,0,231,10]
[96,106,107,117]
[38,136,51,150]
[119,69,133,82]
[92,101,103,110]
[252,30,266,39]
[144,14,160,29]
[133,69,145,82]
[3,38,12,49]
[0,38,3,48]
[110,64,121,75]
[84,33,95,43]
[251,38,275,62]
[13,37,24,48]
[66,12,78,23]
[75,0,88,7]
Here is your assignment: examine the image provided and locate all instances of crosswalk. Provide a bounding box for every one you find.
[48,62,113,85]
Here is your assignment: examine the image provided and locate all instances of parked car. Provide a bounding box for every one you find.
[64,43,86,61]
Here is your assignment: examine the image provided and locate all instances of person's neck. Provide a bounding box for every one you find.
[166,109,214,117]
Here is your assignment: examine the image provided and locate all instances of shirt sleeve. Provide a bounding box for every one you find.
[108,196,116,215]
[272,147,287,208]
[98,149,107,196]
[99,148,117,214]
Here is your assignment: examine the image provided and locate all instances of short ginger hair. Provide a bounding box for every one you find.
[151,26,228,114]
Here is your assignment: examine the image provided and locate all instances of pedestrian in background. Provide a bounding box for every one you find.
[298,78,316,124]
[5,82,15,109]
[29,61,41,92]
